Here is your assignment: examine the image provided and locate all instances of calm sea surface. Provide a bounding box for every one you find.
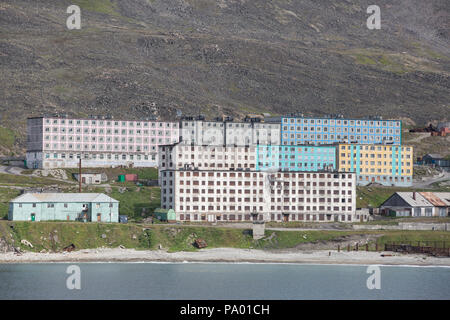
[0,263,449,300]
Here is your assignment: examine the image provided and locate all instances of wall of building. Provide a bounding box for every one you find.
[179,120,281,147]
[31,152,158,169]
[280,117,402,145]
[8,201,118,222]
[26,117,179,169]
[160,170,358,223]
[159,144,257,172]
[256,145,337,172]
[337,144,413,186]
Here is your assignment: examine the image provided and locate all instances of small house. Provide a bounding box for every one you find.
[73,172,106,185]
[422,154,450,168]
[379,192,449,217]
[8,193,119,222]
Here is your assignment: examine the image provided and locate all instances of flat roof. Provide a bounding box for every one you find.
[27,116,177,123]
[281,116,400,122]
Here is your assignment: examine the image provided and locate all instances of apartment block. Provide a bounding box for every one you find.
[337,143,413,186]
[225,121,280,146]
[158,143,256,172]
[256,145,337,172]
[180,119,226,146]
[180,119,280,146]
[281,116,402,145]
[26,116,179,169]
[160,170,360,223]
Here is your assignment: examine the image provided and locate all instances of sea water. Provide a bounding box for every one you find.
[0,263,448,300]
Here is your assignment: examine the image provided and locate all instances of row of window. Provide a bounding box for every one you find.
[45,119,178,128]
[17,203,114,208]
[43,127,175,136]
[174,213,362,222]
[44,136,173,144]
[341,145,411,151]
[171,205,354,212]
[283,118,401,127]
[44,153,156,161]
[358,175,412,182]
[282,134,399,140]
[282,126,400,134]
[341,153,411,159]
[341,160,411,166]
[165,171,352,179]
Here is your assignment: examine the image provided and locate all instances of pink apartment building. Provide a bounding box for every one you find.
[26,116,179,169]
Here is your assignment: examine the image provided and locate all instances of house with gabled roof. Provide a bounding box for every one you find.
[8,193,119,222]
[379,192,449,217]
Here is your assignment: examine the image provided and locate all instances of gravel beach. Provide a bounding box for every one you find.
[1,248,449,266]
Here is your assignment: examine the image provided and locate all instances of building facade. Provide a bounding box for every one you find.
[8,193,119,222]
[256,145,337,172]
[158,143,257,172]
[180,119,280,146]
[280,116,402,146]
[26,116,179,169]
[160,170,361,223]
[337,143,413,186]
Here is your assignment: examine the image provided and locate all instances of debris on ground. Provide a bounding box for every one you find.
[20,239,33,248]
[194,238,208,248]
[63,244,76,252]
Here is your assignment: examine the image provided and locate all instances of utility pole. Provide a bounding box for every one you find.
[78,158,82,193]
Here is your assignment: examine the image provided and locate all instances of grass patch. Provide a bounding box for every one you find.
[2,221,450,253]
[356,184,450,208]
[0,126,16,148]
[3,221,147,252]
[106,186,160,221]
[374,231,450,249]
[355,54,376,65]
[63,167,158,181]
[0,188,21,219]
[0,173,72,186]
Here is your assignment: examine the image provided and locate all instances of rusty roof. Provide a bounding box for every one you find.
[419,192,447,207]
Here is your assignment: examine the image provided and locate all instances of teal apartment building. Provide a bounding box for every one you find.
[256,145,337,171]
[8,193,119,222]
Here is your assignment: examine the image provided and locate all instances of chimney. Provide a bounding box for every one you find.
[412,192,416,201]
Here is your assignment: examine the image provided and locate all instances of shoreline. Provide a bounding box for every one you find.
[1,248,450,266]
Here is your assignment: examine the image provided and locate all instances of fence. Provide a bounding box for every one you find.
[384,242,450,257]
[336,241,450,257]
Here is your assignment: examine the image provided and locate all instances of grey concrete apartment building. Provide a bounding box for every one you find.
[160,169,360,223]
[180,119,280,146]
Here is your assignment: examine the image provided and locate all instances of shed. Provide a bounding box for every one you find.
[125,174,138,182]
[73,173,104,184]
[118,175,125,182]
[154,208,176,222]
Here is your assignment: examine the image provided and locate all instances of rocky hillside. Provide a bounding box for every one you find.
[0,0,449,153]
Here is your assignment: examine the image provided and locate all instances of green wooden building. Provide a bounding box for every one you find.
[8,193,119,222]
